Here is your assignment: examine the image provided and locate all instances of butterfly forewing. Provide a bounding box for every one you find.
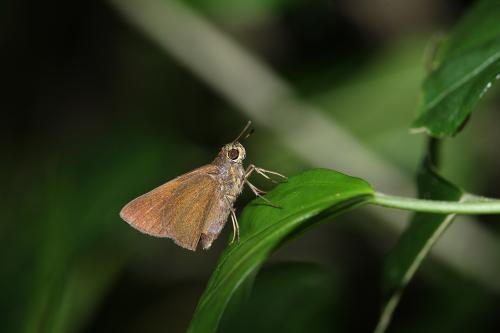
[119,165,220,246]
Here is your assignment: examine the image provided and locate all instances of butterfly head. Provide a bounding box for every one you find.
[222,142,246,164]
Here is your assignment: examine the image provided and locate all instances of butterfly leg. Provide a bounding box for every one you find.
[244,178,281,208]
[245,164,285,208]
[245,164,287,183]
[229,207,240,244]
[224,195,240,245]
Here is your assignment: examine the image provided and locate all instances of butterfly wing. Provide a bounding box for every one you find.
[119,164,220,248]
[161,173,224,250]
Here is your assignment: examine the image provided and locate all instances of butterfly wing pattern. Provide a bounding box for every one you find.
[120,165,225,251]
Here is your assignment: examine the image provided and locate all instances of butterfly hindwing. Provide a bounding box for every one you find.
[161,174,223,250]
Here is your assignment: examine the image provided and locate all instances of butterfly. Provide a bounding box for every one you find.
[120,121,286,251]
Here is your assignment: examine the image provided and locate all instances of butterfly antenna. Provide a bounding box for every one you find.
[233,121,253,142]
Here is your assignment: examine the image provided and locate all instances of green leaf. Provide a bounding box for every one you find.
[187,169,374,333]
[219,262,336,333]
[412,0,500,137]
[375,161,464,333]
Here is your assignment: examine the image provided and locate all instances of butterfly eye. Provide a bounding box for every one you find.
[228,148,239,160]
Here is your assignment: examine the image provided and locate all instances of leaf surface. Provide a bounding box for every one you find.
[187,169,374,333]
[412,0,500,137]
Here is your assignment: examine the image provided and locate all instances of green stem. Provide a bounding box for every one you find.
[371,192,500,215]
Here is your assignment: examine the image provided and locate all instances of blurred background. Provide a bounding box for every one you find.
[2,0,500,332]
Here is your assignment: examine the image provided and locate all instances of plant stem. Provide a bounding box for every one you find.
[371,192,500,215]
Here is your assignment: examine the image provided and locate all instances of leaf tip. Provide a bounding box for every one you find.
[409,123,447,138]
[409,126,428,135]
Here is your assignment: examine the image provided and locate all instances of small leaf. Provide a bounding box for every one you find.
[412,0,500,137]
[375,161,464,333]
[187,169,374,333]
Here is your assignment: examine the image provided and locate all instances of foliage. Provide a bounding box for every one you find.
[412,0,500,137]
[375,157,464,333]
[186,0,500,332]
[187,170,373,333]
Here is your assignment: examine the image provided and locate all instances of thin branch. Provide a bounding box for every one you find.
[372,192,500,214]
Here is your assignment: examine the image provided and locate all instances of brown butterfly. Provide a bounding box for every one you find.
[119,121,286,251]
